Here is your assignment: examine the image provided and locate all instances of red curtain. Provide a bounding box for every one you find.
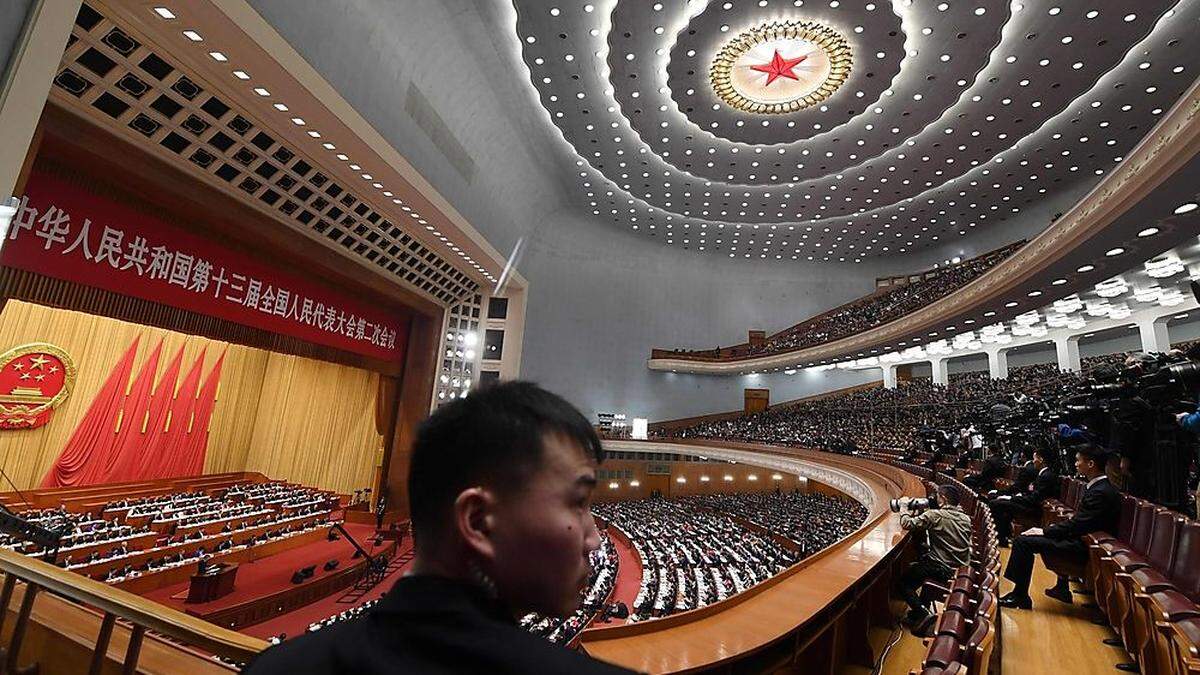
[137,346,183,479]
[40,339,230,487]
[182,350,225,476]
[39,337,140,488]
[104,339,163,483]
[153,349,204,479]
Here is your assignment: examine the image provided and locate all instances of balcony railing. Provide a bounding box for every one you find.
[0,547,266,674]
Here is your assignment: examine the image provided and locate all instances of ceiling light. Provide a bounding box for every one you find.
[233,70,250,80]
[153,7,176,19]
[253,87,270,96]
[1137,227,1159,237]
[1175,202,1198,214]
[208,51,227,62]
[1077,264,1095,273]
[182,30,203,41]
[1105,247,1125,257]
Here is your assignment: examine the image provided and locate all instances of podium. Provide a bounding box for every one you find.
[187,562,239,603]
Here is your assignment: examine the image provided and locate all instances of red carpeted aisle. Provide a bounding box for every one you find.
[144,522,387,613]
[605,533,643,626]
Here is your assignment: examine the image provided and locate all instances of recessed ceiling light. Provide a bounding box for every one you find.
[208,51,227,62]
[1052,278,1068,285]
[253,87,270,96]
[1077,265,1095,273]
[1137,227,1159,237]
[1105,247,1125,257]
[182,30,203,41]
[273,103,288,111]
[291,118,305,126]
[233,70,250,80]
[153,7,176,19]
[1175,202,1198,214]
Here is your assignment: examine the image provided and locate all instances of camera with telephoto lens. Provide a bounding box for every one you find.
[889,496,937,513]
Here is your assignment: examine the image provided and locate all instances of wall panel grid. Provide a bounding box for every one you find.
[434,293,482,408]
[49,2,477,306]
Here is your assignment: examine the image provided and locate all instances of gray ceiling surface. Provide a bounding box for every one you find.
[510,0,1199,263]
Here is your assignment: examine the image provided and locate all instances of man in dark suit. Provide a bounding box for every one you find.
[1000,444,1120,609]
[245,382,637,674]
[988,447,1059,546]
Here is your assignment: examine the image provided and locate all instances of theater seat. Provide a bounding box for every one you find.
[1154,617,1200,675]
[1092,500,1157,611]
[1106,509,1183,647]
[1135,522,1200,670]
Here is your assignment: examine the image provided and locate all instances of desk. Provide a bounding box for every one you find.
[187,562,239,603]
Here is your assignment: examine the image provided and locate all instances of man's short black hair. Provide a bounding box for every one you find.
[1075,443,1111,464]
[935,484,961,506]
[407,381,603,543]
[1033,446,1054,464]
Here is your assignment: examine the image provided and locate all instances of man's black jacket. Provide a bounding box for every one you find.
[1044,476,1121,541]
[244,575,639,675]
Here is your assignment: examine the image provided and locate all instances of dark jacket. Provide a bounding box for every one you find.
[1044,476,1121,541]
[1009,467,1059,511]
[1001,461,1037,497]
[243,575,638,675]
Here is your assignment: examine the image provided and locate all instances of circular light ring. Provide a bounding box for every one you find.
[710,21,852,115]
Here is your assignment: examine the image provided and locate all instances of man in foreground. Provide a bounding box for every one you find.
[246,381,637,674]
[1000,444,1120,609]
[896,484,973,635]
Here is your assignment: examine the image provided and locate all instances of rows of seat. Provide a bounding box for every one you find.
[1039,478,1200,675]
[872,458,1000,675]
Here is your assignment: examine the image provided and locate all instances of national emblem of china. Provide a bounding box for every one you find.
[710,21,852,114]
[0,343,76,430]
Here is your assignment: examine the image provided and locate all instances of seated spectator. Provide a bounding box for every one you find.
[988,446,1059,547]
[1000,444,1120,609]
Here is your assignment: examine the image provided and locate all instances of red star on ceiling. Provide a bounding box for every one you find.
[750,49,807,86]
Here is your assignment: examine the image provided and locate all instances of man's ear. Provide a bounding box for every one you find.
[453,487,498,562]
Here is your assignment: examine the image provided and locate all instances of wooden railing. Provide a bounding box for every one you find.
[0,547,266,674]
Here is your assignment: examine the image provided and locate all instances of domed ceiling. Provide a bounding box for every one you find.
[510,0,1198,263]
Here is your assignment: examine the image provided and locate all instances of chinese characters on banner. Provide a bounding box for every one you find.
[2,171,409,362]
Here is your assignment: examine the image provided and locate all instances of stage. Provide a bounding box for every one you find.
[141,522,410,634]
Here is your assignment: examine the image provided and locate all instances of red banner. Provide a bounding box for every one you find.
[3,171,409,362]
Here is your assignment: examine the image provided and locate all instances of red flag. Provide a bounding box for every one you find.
[40,337,140,487]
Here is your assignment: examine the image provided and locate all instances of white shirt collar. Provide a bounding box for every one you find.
[1086,474,1108,489]
[1038,467,1050,476]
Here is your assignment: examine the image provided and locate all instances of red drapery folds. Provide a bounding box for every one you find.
[39,338,227,487]
[150,349,204,479]
[104,339,163,482]
[182,350,225,477]
[39,337,141,488]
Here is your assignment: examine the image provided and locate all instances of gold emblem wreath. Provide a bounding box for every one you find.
[710,20,853,115]
[0,342,77,423]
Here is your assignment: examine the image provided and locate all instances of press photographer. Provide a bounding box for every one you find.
[1066,345,1200,512]
[893,484,973,635]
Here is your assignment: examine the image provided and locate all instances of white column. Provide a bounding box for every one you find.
[987,348,1009,380]
[1055,335,1082,372]
[930,357,948,386]
[1136,316,1171,354]
[882,364,897,390]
